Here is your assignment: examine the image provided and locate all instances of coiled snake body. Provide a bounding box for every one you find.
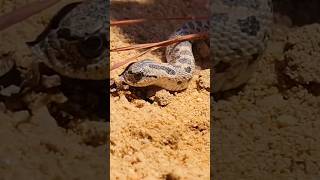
[121,0,273,92]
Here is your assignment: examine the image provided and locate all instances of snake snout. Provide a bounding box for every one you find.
[119,62,158,87]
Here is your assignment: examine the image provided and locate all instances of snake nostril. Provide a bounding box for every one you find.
[78,36,104,58]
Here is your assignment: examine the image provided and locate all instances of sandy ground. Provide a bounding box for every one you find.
[0,0,107,179]
[213,5,320,180]
[111,0,320,179]
[110,0,210,179]
[0,0,320,180]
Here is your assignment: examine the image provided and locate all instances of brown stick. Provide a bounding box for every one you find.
[111,16,208,26]
[0,0,61,31]
[110,47,160,71]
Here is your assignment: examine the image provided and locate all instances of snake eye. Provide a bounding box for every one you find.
[125,71,143,83]
[78,36,104,58]
[133,72,143,81]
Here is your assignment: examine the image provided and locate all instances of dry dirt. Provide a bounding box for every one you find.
[214,23,320,179]
[213,3,320,179]
[111,0,320,180]
[1,0,320,180]
[0,0,107,179]
[110,0,210,179]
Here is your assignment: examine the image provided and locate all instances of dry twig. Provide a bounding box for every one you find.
[110,16,208,70]
[110,32,208,71]
[110,16,208,26]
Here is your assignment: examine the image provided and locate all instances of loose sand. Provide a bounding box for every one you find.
[111,0,320,179]
[214,22,320,179]
[0,0,319,180]
[0,0,107,179]
[110,0,210,179]
[213,1,320,179]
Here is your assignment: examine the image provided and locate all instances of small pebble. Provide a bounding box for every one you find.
[0,85,20,96]
[41,75,61,88]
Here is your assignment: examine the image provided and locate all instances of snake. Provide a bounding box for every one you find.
[26,0,109,80]
[120,0,273,92]
[0,0,273,93]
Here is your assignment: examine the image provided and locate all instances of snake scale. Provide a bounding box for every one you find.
[1,0,273,93]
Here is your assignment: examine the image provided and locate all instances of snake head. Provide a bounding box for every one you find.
[120,60,158,87]
[26,0,109,80]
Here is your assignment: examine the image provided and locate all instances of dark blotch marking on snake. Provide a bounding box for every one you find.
[181,24,189,30]
[202,21,209,29]
[184,67,192,73]
[178,58,192,64]
[195,21,203,28]
[177,81,182,85]
[188,22,195,30]
[148,64,176,75]
[237,16,260,36]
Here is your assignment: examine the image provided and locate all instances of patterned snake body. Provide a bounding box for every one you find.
[121,21,209,91]
[1,0,272,93]
[121,0,273,92]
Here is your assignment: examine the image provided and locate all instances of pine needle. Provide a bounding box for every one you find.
[110,16,208,26]
[110,32,208,71]
[110,46,160,71]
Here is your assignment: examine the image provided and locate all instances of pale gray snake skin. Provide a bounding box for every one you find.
[121,0,273,92]
[121,20,209,91]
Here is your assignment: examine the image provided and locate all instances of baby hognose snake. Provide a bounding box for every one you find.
[121,0,273,92]
[0,0,273,93]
